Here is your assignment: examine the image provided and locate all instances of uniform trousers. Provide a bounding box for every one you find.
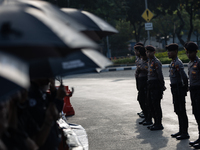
[171,84,188,134]
[147,80,163,125]
[137,76,149,120]
[190,86,200,135]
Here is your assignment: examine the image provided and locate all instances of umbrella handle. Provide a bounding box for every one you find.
[60,78,63,86]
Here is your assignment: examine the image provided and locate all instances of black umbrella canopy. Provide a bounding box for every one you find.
[0,51,30,101]
[29,49,113,78]
[12,0,118,41]
[61,8,118,41]
[0,4,98,60]
[7,0,87,31]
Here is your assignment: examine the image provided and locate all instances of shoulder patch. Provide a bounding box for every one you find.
[155,63,159,69]
[175,65,179,71]
[29,98,37,107]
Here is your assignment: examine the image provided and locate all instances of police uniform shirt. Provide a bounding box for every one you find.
[138,59,148,78]
[169,57,188,85]
[188,56,200,86]
[148,56,164,86]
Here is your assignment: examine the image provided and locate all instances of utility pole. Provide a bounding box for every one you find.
[145,0,150,45]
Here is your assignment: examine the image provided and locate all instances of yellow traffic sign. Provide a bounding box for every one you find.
[142,9,154,22]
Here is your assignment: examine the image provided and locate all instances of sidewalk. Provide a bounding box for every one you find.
[101,63,188,72]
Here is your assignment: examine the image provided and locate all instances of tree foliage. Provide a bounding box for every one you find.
[43,0,200,55]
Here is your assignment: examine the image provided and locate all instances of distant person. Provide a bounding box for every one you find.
[145,45,166,131]
[2,92,38,150]
[166,43,189,140]
[185,42,200,148]
[134,42,144,118]
[0,100,9,150]
[136,46,152,125]
[28,78,66,150]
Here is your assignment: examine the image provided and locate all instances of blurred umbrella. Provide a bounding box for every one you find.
[11,0,87,31]
[0,4,98,60]
[61,8,118,41]
[0,51,29,101]
[29,49,112,78]
[10,0,118,41]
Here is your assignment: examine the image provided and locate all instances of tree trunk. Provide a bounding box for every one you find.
[187,7,193,42]
[176,10,185,46]
[164,34,168,46]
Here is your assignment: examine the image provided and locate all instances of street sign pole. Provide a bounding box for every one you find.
[145,0,150,45]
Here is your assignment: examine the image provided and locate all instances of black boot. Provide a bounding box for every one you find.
[139,119,146,124]
[193,143,200,149]
[150,124,164,131]
[189,138,200,146]
[176,133,190,140]
[143,118,153,125]
[171,132,181,138]
[147,124,154,129]
[150,117,163,131]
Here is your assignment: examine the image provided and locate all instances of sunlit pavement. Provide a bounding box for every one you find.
[59,68,196,150]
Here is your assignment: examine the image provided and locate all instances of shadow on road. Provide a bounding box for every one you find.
[135,118,168,150]
[176,140,192,150]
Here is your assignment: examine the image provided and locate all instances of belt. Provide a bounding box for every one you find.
[190,86,200,90]
[170,83,182,88]
[147,80,159,84]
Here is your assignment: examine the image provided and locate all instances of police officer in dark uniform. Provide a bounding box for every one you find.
[28,78,66,150]
[134,42,145,118]
[145,45,165,130]
[137,46,152,125]
[185,42,200,148]
[166,43,189,140]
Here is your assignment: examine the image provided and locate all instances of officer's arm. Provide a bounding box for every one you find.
[32,103,58,147]
[180,68,188,87]
[155,63,165,87]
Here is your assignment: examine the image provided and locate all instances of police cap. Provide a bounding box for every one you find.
[134,45,142,51]
[145,45,155,52]
[184,41,198,52]
[166,43,179,51]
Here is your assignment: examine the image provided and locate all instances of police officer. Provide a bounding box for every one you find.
[145,45,165,130]
[134,42,145,118]
[185,42,200,148]
[137,46,152,125]
[166,43,189,140]
[28,78,66,150]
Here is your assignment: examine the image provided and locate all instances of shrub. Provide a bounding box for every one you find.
[112,56,136,64]
[112,49,200,65]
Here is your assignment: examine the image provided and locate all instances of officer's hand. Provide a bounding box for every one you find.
[163,86,166,91]
[56,84,66,100]
[135,73,138,78]
[50,103,59,120]
[45,103,59,124]
[49,78,56,92]
[44,105,54,126]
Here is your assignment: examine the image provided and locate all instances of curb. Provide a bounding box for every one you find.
[101,64,189,72]
[101,66,136,72]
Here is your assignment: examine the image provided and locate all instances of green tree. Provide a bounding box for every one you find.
[123,0,146,42]
[109,20,135,56]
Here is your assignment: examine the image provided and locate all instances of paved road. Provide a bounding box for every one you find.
[59,67,197,150]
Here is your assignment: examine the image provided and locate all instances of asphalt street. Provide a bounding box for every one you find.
[58,67,198,150]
